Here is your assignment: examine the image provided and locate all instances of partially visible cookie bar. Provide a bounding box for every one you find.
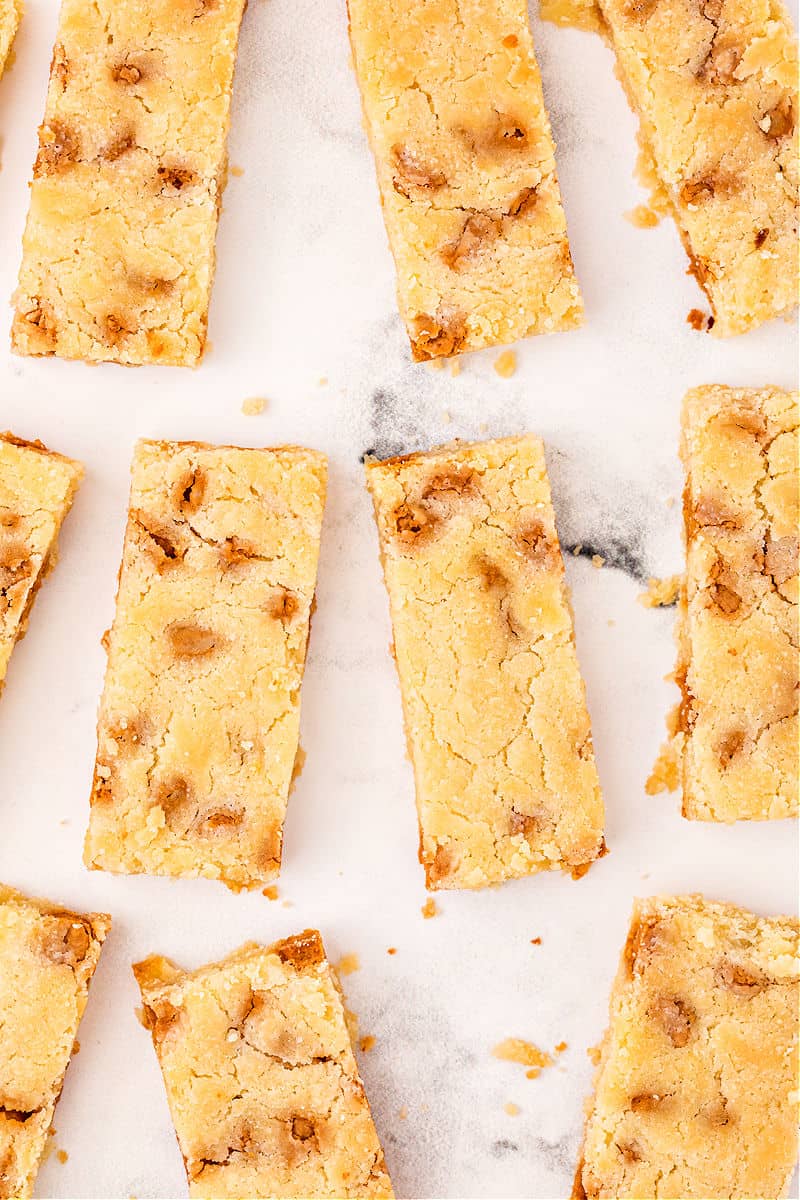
[590,0,798,334]
[11,0,247,366]
[673,386,798,820]
[0,0,22,76]
[0,433,83,694]
[0,884,110,1200]
[347,0,583,360]
[573,894,800,1200]
[366,436,605,889]
[84,439,327,889]
[134,930,394,1199]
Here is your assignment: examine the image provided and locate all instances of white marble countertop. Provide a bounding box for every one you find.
[0,1,797,1197]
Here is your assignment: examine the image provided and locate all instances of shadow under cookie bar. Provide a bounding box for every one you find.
[11,0,247,367]
[84,438,327,890]
[0,884,110,1200]
[347,0,583,361]
[366,435,605,890]
[134,930,394,1199]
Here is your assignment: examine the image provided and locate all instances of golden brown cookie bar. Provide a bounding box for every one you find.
[84,439,327,889]
[573,894,800,1200]
[347,0,583,360]
[11,0,246,367]
[0,884,110,1200]
[134,930,394,1199]
[585,0,798,334]
[0,433,83,694]
[0,0,22,76]
[366,436,605,889]
[673,386,798,820]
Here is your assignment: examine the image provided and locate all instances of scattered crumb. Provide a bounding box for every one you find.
[665,495,676,508]
[449,359,461,377]
[337,953,361,976]
[641,872,651,880]
[399,1106,408,1120]
[281,899,293,908]
[572,543,583,556]
[72,1039,80,1055]
[421,898,438,919]
[241,396,267,416]
[587,1045,602,1066]
[478,421,489,434]
[555,1041,568,1054]
[492,1038,554,1079]
[646,739,680,794]
[591,554,605,569]
[59,818,70,826]
[625,204,660,229]
[686,308,714,332]
[494,349,517,378]
[530,937,542,946]
[262,885,279,901]
[442,409,452,424]
[607,618,616,627]
[57,1150,69,1165]
[504,1102,521,1116]
[359,1035,376,1053]
[387,947,397,955]
[318,376,328,386]
[230,164,245,177]
[638,574,681,608]
[428,358,445,371]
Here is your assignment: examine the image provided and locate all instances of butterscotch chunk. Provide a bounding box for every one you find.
[84,440,327,889]
[347,0,583,360]
[672,386,798,820]
[0,0,21,76]
[11,0,247,366]
[134,931,393,1199]
[0,885,109,1200]
[0,433,83,695]
[576,0,798,334]
[366,436,605,889]
[573,895,799,1199]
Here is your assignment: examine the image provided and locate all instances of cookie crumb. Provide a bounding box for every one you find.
[607,618,616,627]
[646,739,680,794]
[638,574,681,608]
[591,553,605,569]
[337,953,360,976]
[387,946,397,955]
[442,409,452,424]
[587,1045,602,1066]
[230,164,245,177]
[530,937,542,946]
[262,885,279,900]
[57,1150,69,1165]
[504,1102,520,1116]
[241,396,266,416]
[625,204,660,228]
[494,349,517,378]
[572,543,583,556]
[399,1106,408,1120]
[449,359,461,377]
[421,898,438,919]
[359,1035,376,1052]
[492,1038,554,1079]
[686,308,714,332]
[665,494,676,508]
[555,1041,568,1053]
[281,899,293,908]
[72,1039,80,1054]
[318,376,328,386]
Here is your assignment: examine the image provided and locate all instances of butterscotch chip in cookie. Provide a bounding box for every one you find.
[133,931,393,1198]
[84,439,327,889]
[573,894,799,1199]
[366,436,605,889]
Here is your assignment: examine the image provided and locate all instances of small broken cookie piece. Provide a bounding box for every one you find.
[0,885,109,1200]
[573,894,799,1200]
[366,435,604,890]
[133,932,394,1198]
[0,433,84,697]
[0,0,22,79]
[84,439,327,890]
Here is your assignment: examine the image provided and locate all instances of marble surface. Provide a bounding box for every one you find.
[0,1,797,1197]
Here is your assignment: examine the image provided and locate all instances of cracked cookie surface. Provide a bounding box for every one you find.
[134,931,393,1199]
[0,884,110,1200]
[673,386,798,820]
[366,435,605,890]
[347,0,583,360]
[0,432,83,695]
[11,0,247,366]
[84,439,327,889]
[573,894,800,1199]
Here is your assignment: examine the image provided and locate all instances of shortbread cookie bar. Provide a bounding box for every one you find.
[84,440,327,889]
[674,386,798,820]
[573,894,800,1199]
[0,0,22,76]
[0,433,83,694]
[11,0,247,366]
[134,930,394,1198]
[347,0,583,360]
[590,0,798,334]
[0,884,110,1200]
[366,436,605,889]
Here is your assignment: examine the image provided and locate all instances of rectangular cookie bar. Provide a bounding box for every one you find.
[11,0,247,366]
[674,386,798,819]
[366,436,605,889]
[0,884,110,1200]
[573,894,800,1200]
[84,439,327,889]
[0,433,83,694]
[0,0,22,77]
[347,0,583,360]
[593,0,798,334]
[134,930,394,1198]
